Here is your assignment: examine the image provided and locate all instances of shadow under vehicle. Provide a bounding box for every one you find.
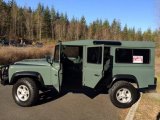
[0,40,157,108]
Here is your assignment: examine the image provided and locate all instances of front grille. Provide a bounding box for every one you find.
[0,65,9,85]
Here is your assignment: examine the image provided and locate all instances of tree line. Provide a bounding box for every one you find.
[0,0,159,42]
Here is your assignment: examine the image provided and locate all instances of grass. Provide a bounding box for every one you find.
[132,57,160,120]
[0,45,54,65]
[156,49,160,58]
[133,93,160,120]
[118,108,130,120]
[157,77,160,93]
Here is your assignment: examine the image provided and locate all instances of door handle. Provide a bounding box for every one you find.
[94,74,100,77]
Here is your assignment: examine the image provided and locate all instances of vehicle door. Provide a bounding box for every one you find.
[51,44,63,92]
[83,45,104,88]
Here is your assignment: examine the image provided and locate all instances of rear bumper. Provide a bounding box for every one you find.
[139,77,157,93]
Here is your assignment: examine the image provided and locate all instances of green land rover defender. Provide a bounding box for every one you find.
[0,40,157,108]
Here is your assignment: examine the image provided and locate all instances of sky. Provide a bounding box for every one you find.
[4,0,159,31]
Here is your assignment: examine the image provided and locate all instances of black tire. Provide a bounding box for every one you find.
[12,77,39,107]
[109,81,138,108]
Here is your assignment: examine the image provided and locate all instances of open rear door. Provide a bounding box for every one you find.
[83,45,104,88]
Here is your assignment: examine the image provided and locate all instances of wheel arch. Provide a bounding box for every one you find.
[10,71,44,89]
[110,74,139,88]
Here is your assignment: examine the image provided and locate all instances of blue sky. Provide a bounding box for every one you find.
[4,0,159,31]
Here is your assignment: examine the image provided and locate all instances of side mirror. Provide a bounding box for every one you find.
[46,55,53,64]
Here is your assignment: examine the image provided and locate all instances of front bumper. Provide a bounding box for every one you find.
[139,77,157,93]
[0,65,9,85]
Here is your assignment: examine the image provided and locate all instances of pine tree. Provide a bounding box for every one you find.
[136,29,143,41]
[0,0,9,36]
[143,28,152,41]
[10,0,18,39]
[68,17,76,40]
[43,6,51,39]
[102,20,110,40]
[79,16,87,39]
[110,19,121,40]
[122,25,128,40]
[35,3,44,41]
[88,22,96,39]
[50,7,56,40]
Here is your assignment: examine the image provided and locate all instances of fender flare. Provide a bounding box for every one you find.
[110,74,139,88]
[10,71,44,86]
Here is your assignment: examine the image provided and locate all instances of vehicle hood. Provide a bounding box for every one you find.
[14,59,50,66]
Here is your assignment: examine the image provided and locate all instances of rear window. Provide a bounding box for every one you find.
[115,48,150,64]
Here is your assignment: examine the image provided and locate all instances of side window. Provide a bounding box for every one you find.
[133,49,150,64]
[87,47,102,64]
[115,48,150,64]
[54,45,60,62]
[115,49,132,63]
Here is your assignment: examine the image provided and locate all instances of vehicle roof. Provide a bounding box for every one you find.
[62,40,155,48]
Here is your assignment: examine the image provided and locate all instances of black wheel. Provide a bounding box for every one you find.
[109,81,138,108]
[12,77,39,107]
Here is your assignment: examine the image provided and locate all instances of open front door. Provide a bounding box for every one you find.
[83,45,104,88]
[51,44,63,92]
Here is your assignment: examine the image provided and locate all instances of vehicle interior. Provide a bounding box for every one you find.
[61,46,83,89]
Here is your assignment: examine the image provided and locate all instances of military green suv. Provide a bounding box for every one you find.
[0,40,157,108]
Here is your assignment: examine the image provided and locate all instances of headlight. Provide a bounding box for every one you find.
[1,66,9,77]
